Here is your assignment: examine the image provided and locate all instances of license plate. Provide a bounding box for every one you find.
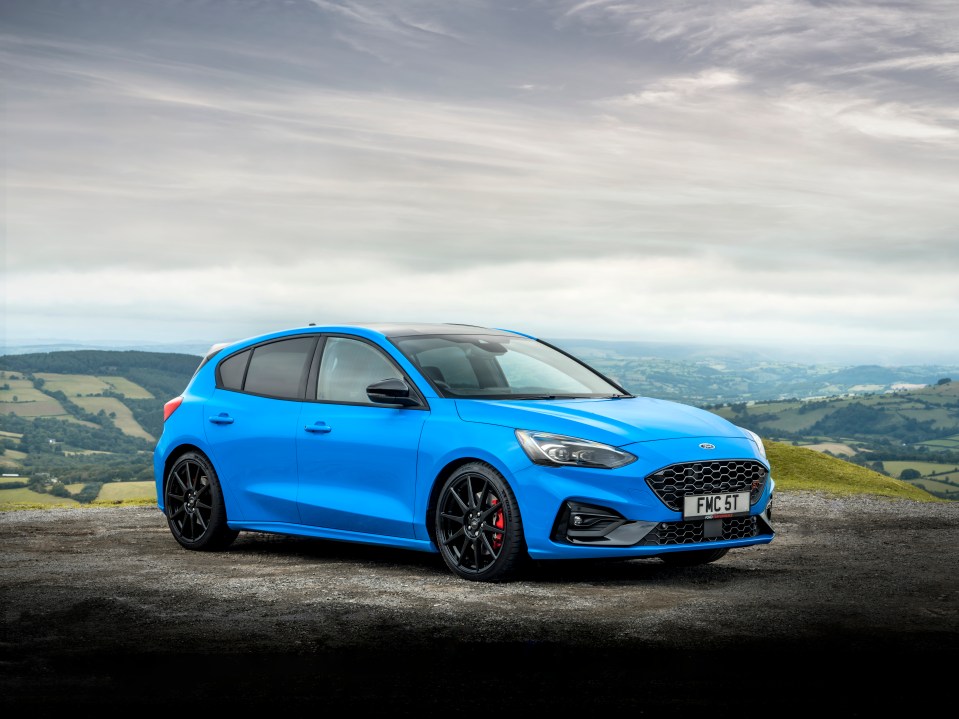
[683,491,750,520]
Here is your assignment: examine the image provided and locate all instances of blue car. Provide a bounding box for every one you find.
[155,323,774,581]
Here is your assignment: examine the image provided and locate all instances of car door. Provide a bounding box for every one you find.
[203,336,316,524]
[296,335,428,539]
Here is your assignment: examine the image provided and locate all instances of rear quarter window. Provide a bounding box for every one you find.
[217,350,250,391]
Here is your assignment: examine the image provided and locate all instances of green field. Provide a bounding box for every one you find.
[0,429,23,441]
[97,376,154,399]
[0,378,43,401]
[35,372,113,395]
[0,449,28,469]
[919,434,959,449]
[71,396,155,441]
[0,397,68,417]
[912,477,959,495]
[882,460,959,476]
[0,476,28,485]
[711,404,832,433]
[95,481,156,503]
[64,482,87,493]
[0,487,80,508]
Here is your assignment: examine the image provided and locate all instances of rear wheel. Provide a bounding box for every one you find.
[164,451,238,551]
[660,547,729,566]
[435,462,526,582]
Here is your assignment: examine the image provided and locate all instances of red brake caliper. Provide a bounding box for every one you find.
[491,497,504,551]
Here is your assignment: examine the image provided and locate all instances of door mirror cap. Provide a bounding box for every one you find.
[366,378,421,407]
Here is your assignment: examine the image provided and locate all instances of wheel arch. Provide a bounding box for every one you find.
[424,456,522,549]
[160,444,222,512]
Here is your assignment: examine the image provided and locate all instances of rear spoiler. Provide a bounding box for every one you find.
[192,342,231,377]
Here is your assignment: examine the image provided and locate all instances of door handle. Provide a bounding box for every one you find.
[304,422,332,434]
[208,413,234,425]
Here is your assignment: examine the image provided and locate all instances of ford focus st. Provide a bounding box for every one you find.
[154,323,775,581]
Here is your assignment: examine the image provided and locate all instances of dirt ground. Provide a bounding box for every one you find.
[2,491,957,716]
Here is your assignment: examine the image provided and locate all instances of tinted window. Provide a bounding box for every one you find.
[317,337,403,404]
[243,338,315,399]
[218,350,250,390]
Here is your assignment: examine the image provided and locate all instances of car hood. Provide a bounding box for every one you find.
[454,396,747,446]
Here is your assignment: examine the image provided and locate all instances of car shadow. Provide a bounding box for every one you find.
[224,531,780,584]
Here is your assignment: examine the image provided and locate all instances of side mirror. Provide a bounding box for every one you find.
[366,378,420,407]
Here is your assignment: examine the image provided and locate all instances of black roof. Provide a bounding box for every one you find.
[355,323,528,339]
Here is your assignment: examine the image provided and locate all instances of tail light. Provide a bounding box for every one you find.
[163,396,184,422]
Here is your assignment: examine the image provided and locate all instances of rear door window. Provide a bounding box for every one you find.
[228,337,315,399]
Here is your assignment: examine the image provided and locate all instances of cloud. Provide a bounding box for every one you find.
[3,0,958,358]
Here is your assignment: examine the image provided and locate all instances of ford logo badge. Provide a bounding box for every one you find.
[699,443,715,450]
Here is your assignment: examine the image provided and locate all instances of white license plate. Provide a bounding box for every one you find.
[683,491,750,520]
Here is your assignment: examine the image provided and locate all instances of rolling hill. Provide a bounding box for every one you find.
[708,380,959,499]
[0,349,950,508]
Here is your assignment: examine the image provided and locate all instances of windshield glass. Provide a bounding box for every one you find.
[391,334,629,399]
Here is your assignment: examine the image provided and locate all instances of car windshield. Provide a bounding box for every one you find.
[391,334,630,399]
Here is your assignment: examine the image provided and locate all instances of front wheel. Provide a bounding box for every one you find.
[435,462,527,582]
[659,547,729,566]
[164,451,238,551]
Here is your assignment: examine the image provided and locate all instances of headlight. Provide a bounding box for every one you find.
[515,430,636,469]
[739,427,767,460]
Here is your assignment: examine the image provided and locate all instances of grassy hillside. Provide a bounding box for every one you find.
[764,440,940,502]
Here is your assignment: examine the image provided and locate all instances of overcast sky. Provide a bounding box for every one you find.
[2,0,958,363]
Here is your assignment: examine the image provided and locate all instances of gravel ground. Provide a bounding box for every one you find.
[2,491,957,716]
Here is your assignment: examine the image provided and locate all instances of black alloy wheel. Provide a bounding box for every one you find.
[164,451,238,551]
[435,462,526,582]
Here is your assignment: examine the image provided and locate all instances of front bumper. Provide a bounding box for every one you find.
[511,436,775,560]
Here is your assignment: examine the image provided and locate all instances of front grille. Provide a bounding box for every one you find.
[641,517,758,545]
[645,460,768,511]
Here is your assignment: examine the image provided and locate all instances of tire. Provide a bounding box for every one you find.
[435,462,527,582]
[164,451,238,551]
[660,547,729,566]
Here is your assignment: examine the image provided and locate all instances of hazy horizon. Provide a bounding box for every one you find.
[3,332,957,368]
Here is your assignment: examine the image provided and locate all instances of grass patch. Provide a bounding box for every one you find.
[0,487,80,508]
[35,373,112,395]
[54,415,103,429]
[882,460,959,477]
[918,434,959,449]
[0,383,50,403]
[911,477,959,495]
[0,398,68,417]
[71,396,155,441]
[764,440,941,502]
[0,476,28,484]
[94,480,156,503]
[0,429,23,439]
[798,442,858,457]
[96,376,154,399]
